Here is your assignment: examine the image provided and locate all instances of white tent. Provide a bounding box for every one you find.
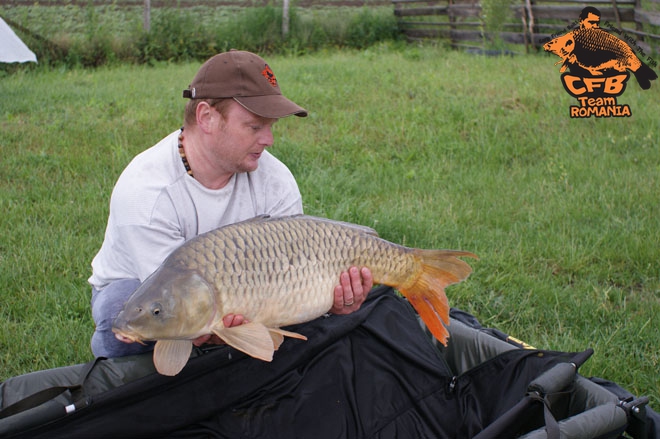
[0,17,37,63]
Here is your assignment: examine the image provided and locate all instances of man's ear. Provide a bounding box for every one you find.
[196,101,221,134]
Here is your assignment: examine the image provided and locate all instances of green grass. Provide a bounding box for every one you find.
[1,45,659,410]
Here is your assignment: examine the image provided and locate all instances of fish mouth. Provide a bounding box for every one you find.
[112,327,147,345]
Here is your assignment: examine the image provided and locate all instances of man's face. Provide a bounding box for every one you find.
[581,12,600,29]
[208,100,278,175]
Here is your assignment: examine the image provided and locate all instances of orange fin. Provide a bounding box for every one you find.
[399,249,477,346]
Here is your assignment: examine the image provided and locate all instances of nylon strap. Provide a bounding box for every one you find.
[0,357,101,420]
[528,392,560,439]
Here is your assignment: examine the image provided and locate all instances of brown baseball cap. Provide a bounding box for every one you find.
[183,50,307,118]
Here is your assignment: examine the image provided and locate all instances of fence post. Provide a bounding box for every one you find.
[524,0,535,51]
[282,0,289,38]
[143,0,151,32]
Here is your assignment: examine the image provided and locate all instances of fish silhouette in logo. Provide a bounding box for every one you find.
[543,7,657,89]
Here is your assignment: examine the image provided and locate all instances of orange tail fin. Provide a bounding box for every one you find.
[398,249,477,346]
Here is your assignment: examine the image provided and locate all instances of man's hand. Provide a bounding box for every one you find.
[329,266,373,315]
[192,314,247,347]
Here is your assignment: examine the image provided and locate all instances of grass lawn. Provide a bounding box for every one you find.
[1,44,658,408]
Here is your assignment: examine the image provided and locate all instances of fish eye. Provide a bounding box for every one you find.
[151,303,163,316]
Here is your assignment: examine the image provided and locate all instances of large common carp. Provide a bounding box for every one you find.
[112,215,477,376]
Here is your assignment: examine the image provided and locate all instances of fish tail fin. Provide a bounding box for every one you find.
[398,250,477,346]
[633,62,657,90]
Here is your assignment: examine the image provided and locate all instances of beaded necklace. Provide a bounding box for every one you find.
[178,127,194,178]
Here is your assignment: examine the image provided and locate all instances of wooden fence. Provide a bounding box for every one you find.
[392,0,660,52]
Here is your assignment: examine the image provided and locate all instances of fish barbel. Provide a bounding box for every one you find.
[112,215,477,376]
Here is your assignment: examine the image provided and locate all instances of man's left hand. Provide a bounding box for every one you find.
[330,266,373,315]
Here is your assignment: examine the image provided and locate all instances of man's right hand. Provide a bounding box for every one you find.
[192,313,248,346]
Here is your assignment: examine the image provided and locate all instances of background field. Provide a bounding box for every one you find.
[2,0,659,69]
[1,45,659,410]
[0,2,400,66]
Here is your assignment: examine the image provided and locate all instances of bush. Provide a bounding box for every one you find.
[136,8,216,63]
[345,8,400,49]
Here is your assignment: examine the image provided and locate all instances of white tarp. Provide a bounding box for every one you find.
[0,17,37,63]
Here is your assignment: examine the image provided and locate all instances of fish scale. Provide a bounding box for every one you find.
[113,215,477,376]
[572,28,641,70]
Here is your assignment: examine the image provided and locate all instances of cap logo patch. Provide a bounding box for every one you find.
[261,65,278,87]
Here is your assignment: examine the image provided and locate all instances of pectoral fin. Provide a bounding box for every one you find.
[213,322,276,362]
[153,340,193,376]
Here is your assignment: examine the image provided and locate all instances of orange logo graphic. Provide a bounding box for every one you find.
[542,6,657,118]
[261,65,278,87]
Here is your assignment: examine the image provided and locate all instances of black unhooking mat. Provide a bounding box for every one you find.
[6,287,578,438]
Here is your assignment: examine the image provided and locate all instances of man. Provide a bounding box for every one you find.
[89,50,373,358]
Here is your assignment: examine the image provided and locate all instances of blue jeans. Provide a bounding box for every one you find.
[91,279,155,358]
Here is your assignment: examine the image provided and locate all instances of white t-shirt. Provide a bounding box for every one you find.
[89,130,303,290]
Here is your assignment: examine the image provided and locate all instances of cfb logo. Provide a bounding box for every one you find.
[542,6,657,118]
[561,73,628,96]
